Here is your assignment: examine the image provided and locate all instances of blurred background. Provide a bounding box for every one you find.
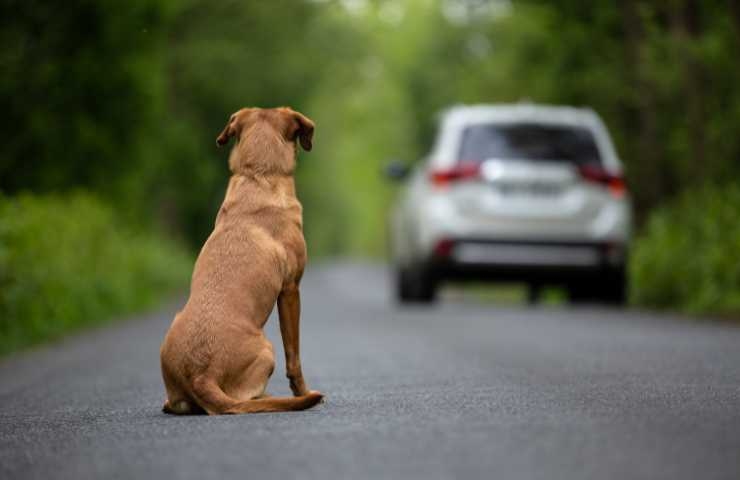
[2,0,740,354]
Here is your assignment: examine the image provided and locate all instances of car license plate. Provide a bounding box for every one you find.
[496,182,562,196]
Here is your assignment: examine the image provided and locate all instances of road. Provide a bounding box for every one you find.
[1,262,739,480]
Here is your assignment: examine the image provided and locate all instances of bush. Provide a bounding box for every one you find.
[630,184,740,316]
[0,192,192,355]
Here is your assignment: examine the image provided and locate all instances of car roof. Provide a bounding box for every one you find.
[440,103,601,127]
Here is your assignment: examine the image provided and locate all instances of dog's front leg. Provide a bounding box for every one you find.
[277,285,309,396]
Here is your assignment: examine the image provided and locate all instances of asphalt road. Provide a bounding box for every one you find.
[1,262,739,480]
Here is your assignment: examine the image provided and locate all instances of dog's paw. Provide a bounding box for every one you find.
[308,390,325,403]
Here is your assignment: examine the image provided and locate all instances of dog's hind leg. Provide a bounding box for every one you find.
[161,359,206,415]
[162,398,204,415]
[230,345,276,401]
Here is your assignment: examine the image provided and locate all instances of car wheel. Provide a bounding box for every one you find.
[600,269,627,305]
[396,263,437,304]
[568,269,627,305]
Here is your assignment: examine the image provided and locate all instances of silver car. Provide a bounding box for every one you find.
[386,103,632,304]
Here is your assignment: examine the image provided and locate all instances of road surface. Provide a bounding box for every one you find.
[1,262,739,479]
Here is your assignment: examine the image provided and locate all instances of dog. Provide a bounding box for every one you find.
[160,107,323,414]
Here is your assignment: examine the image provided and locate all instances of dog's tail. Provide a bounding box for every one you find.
[223,393,324,414]
[190,377,323,414]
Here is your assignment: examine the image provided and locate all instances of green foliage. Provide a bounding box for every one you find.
[157,0,323,245]
[299,5,420,256]
[2,0,739,321]
[630,184,740,315]
[0,193,192,355]
[0,0,174,195]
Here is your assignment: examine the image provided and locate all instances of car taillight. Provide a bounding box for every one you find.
[578,165,627,198]
[429,162,480,188]
[433,238,455,258]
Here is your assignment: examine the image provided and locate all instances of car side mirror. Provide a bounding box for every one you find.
[384,161,410,181]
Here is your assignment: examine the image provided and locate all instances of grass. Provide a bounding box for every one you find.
[0,192,192,356]
[629,183,740,317]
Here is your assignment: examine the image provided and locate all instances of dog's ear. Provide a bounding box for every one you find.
[216,114,237,147]
[291,111,315,152]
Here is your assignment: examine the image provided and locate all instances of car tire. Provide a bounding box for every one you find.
[600,268,627,305]
[396,263,437,304]
[568,269,626,305]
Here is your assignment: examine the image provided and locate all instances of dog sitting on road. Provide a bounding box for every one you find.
[160,107,323,414]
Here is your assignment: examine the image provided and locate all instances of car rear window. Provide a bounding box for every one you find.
[458,123,602,165]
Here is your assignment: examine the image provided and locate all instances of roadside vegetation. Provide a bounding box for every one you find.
[0,193,191,355]
[631,184,740,316]
[1,0,738,354]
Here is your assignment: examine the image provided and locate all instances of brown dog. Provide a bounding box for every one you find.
[159,107,323,414]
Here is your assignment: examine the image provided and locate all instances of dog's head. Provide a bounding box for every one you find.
[216,107,314,152]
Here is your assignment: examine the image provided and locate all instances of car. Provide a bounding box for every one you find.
[385,103,632,304]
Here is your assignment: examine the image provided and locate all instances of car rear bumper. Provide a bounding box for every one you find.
[427,239,626,283]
